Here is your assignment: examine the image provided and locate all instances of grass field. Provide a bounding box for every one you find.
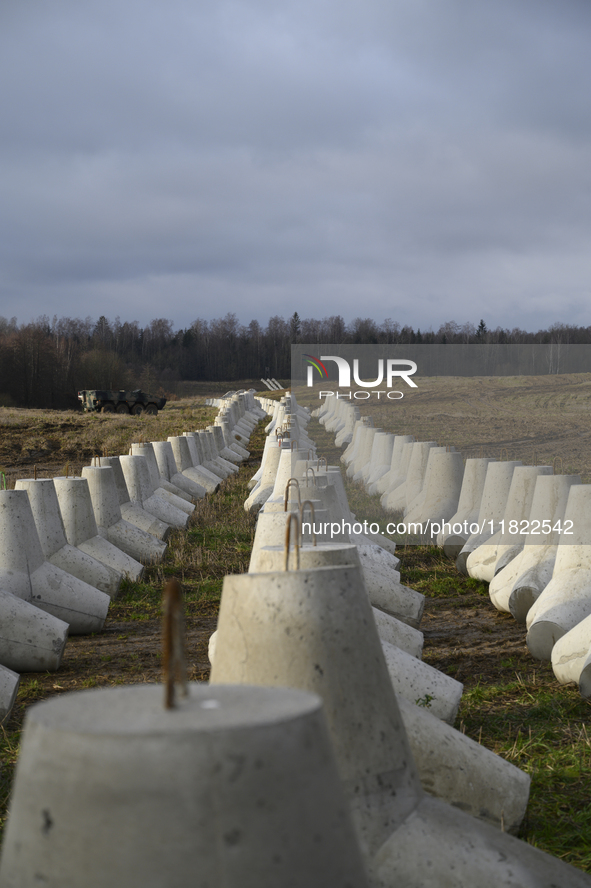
[1,389,590,871]
[0,398,219,486]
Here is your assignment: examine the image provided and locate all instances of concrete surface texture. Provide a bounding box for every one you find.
[210,565,424,857]
[0,589,69,673]
[371,791,591,888]
[0,664,19,725]
[0,683,369,887]
[380,639,463,724]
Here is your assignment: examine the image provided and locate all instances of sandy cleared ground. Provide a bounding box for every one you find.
[297,373,591,480]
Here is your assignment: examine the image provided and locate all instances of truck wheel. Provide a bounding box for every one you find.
[145,404,158,415]
[131,404,144,415]
[102,403,115,413]
[116,403,130,414]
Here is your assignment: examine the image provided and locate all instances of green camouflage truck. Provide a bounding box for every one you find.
[77,389,167,415]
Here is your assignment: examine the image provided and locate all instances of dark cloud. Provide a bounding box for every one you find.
[1,0,591,332]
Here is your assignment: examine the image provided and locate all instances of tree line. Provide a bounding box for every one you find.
[0,312,588,409]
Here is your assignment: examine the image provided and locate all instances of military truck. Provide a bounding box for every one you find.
[78,389,167,415]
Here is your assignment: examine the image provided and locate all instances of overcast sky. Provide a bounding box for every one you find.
[1,0,591,333]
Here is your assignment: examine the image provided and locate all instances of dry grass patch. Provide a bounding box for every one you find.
[0,399,217,484]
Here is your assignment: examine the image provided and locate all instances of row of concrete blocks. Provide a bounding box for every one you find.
[206,381,284,406]
[317,394,591,701]
[236,399,532,823]
[0,391,265,724]
[1,392,367,885]
[2,394,589,887]
[206,394,591,886]
[259,377,284,391]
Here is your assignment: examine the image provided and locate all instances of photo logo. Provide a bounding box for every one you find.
[305,354,418,398]
[304,354,329,382]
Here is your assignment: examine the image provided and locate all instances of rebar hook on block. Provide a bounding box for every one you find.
[304,466,317,489]
[300,499,317,548]
[284,513,301,571]
[284,478,301,511]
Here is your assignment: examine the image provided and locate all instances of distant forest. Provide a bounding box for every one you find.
[0,312,589,409]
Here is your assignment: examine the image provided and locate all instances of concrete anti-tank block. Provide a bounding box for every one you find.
[551,612,591,696]
[468,465,553,584]
[247,543,424,658]
[0,664,19,725]
[129,442,195,511]
[209,566,573,887]
[118,456,190,529]
[168,435,220,493]
[98,456,171,541]
[380,640,463,724]
[54,477,144,581]
[82,465,168,563]
[0,489,110,635]
[0,684,370,887]
[0,589,68,672]
[456,461,522,574]
[438,458,494,555]
[211,565,424,857]
[15,478,122,597]
[151,440,207,499]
